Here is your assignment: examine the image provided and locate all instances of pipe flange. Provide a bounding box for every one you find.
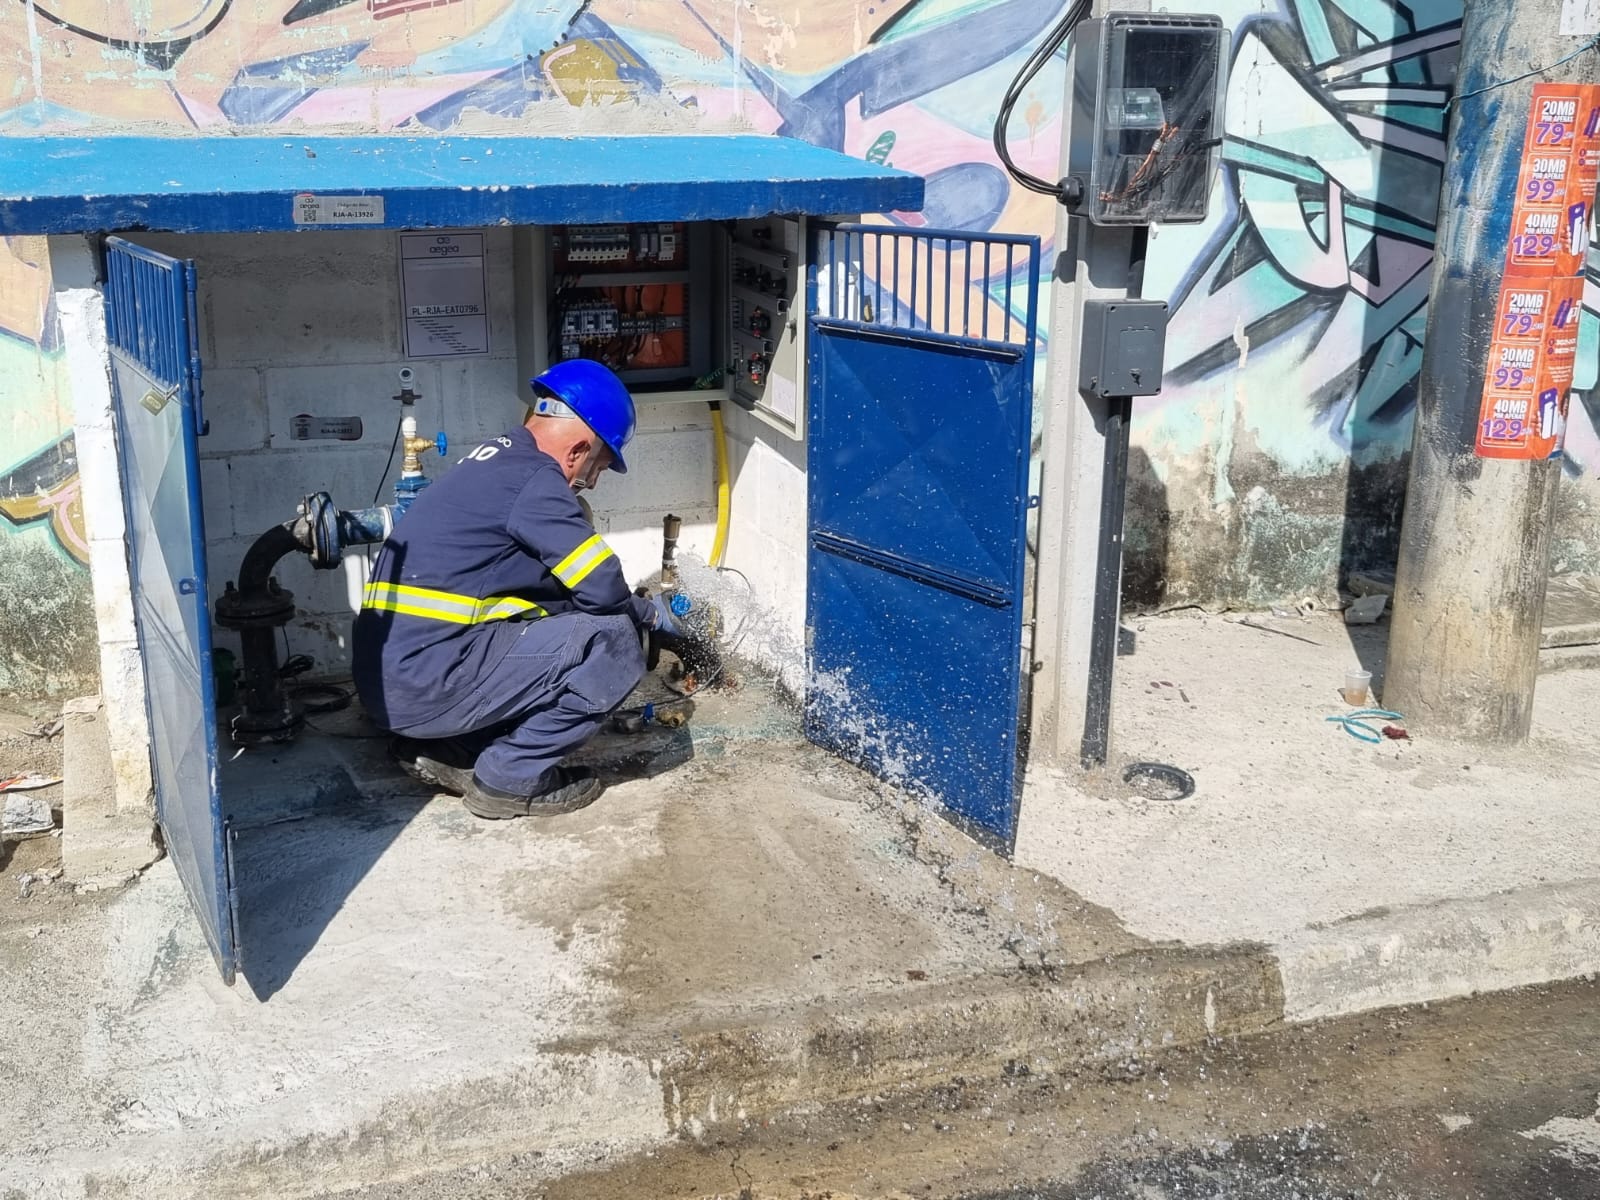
[230,706,306,746]
[301,491,342,570]
[215,582,296,629]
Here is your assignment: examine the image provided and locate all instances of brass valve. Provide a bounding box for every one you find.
[401,433,434,475]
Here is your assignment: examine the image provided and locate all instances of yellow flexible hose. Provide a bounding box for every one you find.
[708,402,731,568]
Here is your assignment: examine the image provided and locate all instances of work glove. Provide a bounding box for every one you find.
[646,594,682,638]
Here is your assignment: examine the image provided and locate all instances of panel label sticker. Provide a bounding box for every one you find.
[292,193,386,225]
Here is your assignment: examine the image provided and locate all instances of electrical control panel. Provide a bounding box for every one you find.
[546,222,714,389]
[726,217,804,436]
[523,218,805,435]
[1066,14,1228,225]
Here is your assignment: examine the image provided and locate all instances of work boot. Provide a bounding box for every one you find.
[390,736,478,796]
[462,766,604,820]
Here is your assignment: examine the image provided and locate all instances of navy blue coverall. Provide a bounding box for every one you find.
[352,426,651,795]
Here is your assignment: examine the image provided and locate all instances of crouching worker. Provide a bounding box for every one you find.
[352,360,679,819]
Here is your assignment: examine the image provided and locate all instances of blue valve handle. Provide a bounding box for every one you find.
[435,432,448,456]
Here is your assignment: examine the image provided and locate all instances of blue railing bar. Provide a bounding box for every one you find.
[972,241,985,340]
[892,235,901,330]
[1024,234,1042,348]
[185,260,205,432]
[852,229,862,320]
[961,242,972,337]
[908,236,919,331]
[942,238,952,336]
[873,231,882,324]
[1004,243,1015,344]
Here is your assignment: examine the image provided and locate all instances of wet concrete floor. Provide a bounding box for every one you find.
[328,977,1600,1199]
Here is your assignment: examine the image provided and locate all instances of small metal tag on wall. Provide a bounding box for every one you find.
[290,415,364,442]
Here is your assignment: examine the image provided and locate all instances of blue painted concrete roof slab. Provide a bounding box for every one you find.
[0,135,924,235]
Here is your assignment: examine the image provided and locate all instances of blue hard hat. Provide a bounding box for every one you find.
[529,359,636,474]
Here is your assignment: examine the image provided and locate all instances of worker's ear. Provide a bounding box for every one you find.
[565,437,593,471]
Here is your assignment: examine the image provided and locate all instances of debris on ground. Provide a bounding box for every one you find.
[1,774,61,792]
[2,794,54,840]
[23,717,62,740]
[1344,594,1389,624]
[1326,708,1407,745]
[17,866,62,898]
[1228,614,1323,647]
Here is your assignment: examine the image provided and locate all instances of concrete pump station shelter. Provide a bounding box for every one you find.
[2,133,1086,983]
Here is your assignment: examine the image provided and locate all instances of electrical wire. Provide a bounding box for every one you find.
[278,628,354,715]
[992,0,1090,200]
[1449,33,1600,111]
[373,417,402,506]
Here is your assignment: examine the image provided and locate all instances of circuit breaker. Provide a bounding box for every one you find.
[1065,14,1228,225]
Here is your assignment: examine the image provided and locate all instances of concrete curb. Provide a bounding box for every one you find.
[603,945,1285,1133]
[1273,878,1600,1022]
[45,947,1285,1198]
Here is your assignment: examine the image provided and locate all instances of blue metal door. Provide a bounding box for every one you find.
[806,223,1040,850]
[104,237,237,984]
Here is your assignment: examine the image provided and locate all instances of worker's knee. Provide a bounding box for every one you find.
[562,614,645,715]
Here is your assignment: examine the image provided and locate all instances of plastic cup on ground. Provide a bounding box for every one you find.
[1344,669,1372,706]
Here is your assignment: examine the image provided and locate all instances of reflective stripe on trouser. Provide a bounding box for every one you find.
[386,612,645,795]
[362,580,547,624]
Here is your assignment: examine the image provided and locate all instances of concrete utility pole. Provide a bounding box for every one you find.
[1386,3,1600,740]
[1029,0,1150,770]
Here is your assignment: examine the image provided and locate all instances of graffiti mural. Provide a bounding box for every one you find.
[0,231,95,697]
[0,234,84,566]
[0,433,86,564]
[3,0,1598,612]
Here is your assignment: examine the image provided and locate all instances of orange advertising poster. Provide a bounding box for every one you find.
[1476,275,1585,458]
[1476,83,1600,459]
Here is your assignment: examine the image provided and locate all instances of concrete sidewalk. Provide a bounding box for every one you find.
[1015,608,1600,1021]
[0,677,1280,1200]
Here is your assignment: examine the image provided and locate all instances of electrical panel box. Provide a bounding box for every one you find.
[525,218,805,435]
[1067,14,1228,226]
[1079,299,1168,397]
[546,222,715,390]
[725,217,805,437]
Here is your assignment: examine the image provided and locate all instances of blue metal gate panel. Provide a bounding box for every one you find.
[806,224,1039,849]
[104,237,237,984]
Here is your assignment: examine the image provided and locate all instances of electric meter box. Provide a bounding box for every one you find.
[1067,13,1229,226]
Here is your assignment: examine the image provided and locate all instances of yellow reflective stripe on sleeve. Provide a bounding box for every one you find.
[551,534,616,589]
[362,582,546,625]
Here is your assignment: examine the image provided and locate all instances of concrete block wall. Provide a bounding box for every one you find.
[50,236,154,815]
[128,228,726,678]
[719,405,809,691]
